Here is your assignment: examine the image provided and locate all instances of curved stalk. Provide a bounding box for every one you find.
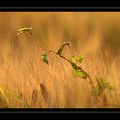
[46,49,95,89]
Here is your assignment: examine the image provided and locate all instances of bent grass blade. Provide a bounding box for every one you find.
[16,27,32,38]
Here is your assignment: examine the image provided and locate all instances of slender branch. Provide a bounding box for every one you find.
[46,49,94,89]
[44,48,104,103]
[46,49,57,55]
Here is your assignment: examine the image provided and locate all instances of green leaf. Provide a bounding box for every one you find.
[96,77,114,90]
[70,62,80,70]
[42,51,49,65]
[104,81,115,90]
[72,69,88,79]
[77,55,84,63]
[70,56,77,64]
[92,77,114,96]
[70,61,88,79]
[57,42,71,55]
[92,85,102,96]
[71,55,84,64]
[96,77,106,90]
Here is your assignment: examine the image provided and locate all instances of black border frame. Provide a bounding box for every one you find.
[0,1,120,119]
[1,108,120,119]
[0,0,120,7]
[0,7,120,11]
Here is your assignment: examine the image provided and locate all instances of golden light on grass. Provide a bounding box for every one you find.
[0,12,119,108]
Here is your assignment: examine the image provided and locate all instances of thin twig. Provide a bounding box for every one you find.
[46,49,94,89]
[43,48,103,104]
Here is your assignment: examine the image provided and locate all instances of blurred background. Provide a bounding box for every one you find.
[0,12,119,57]
[0,12,119,108]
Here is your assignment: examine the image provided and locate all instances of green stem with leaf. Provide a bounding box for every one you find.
[43,42,94,89]
[42,41,115,105]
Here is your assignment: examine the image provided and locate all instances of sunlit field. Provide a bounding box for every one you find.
[0,12,120,108]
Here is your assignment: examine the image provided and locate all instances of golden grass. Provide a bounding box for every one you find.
[0,12,119,108]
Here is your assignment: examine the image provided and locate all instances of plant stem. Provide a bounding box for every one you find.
[45,49,104,104]
[46,49,94,89]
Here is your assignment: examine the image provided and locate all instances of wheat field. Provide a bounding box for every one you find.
[0,12,120,108]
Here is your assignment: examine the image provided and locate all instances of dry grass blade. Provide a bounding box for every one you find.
[40,83,49,102]
[31,89,38,107]
[17,27,32,32]
[16,27,32,38]
[0,13,119,108]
